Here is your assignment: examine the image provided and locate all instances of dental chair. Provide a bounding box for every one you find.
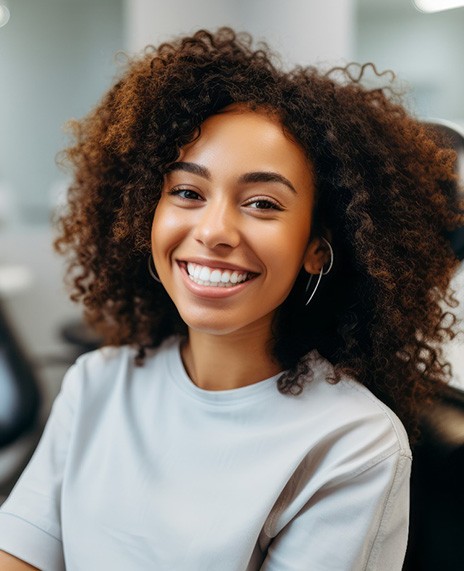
[403,120,464,570]
[0,301,40,448]
[0,301,41,500]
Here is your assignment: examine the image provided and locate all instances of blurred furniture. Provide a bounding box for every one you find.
[0,301,40,449]
[0,298,42,502]
[403,120,464,569]
[60,319,102,357]
[0,262,43,501]
[426,119,464,260]
[405,385,464,570]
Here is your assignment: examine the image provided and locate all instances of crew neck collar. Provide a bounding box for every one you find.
[164,337,284,405]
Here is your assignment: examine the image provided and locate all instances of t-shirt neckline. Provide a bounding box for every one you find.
[165,337,285,405]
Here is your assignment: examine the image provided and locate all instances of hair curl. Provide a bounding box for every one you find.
[55,27,464,442]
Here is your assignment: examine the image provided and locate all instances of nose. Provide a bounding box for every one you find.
[192,200,240,249]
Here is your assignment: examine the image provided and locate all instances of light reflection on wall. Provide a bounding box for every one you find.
[0,4,10,28]
[414,0,464,13]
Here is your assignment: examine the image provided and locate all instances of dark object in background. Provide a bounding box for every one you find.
[404,120,464,569]
[427,120,464,260]
[404,385,464,570]
[0,302,41,449]
[60,319,102,357]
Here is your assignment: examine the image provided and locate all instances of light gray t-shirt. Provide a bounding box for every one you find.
[0,337,411,570]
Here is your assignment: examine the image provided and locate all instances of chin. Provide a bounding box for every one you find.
[178,306,274,338]
[176,309,239,336]
[182,320,243,337]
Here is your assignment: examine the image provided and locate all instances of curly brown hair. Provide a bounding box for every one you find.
[55,27,463,441]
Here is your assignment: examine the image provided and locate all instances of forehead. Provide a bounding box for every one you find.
[177,108,314,185]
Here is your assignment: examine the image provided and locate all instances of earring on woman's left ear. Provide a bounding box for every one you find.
[305,238,334,306]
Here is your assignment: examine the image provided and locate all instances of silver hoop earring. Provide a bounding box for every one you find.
[148,254,161,283]
[305,237,334,306]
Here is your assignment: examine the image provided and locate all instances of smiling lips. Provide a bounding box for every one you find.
[185,262,255,288]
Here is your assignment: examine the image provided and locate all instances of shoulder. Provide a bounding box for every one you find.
[75,335,178,374]
[60,336,180,405]
[295,351,412,468]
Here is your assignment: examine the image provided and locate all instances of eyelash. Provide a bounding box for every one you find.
[244,197,283,211]
[168,188,201,201]
[168,188,284,211]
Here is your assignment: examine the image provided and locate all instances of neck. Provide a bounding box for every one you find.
[181,325,282,391]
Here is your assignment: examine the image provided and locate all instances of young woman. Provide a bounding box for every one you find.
[0,28,462,571]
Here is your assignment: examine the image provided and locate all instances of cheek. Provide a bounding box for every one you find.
[151,207,161,236]
[264,219,312,265]
[151,205,170,262]
[151,202,190,264]
[152,202,175,243]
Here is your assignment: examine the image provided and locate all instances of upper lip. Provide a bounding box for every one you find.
[177,258,259,274]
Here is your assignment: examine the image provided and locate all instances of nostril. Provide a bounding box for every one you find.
[193,216,240,249]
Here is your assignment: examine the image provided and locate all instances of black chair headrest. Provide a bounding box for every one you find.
[425,119,464,260]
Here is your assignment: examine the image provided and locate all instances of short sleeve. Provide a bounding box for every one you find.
[260,450,411,571]
[0,362,82,571]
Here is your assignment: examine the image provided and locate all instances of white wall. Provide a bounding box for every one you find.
[235,0,354,67]
[125,0,354,66]
[356,2,464,121]
[124,0,238,50]
[0,0,124,225]
[0,1,125,416]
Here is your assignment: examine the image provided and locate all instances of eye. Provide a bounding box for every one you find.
[244,197,283,211]
[168,188,203,201]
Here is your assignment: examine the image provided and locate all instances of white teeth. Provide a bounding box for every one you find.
[221,271,231,283]
[210,269,222,283]
[184,263,251,287]
[199,266,210,281]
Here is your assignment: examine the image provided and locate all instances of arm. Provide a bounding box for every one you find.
[260,451,411,571]
[0,551,39,570]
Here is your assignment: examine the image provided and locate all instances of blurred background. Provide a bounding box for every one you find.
[0,0,463,502]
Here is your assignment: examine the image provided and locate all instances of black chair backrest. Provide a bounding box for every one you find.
[0,302,41,448]
[404,119,464,570]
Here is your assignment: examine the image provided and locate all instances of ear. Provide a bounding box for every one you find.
[303,236,331,275]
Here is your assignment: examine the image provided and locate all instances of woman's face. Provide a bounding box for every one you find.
[151,107,318,338]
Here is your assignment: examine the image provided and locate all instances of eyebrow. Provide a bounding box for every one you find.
[165,161,297,193]
[239,171,296,193]
[165,162,211,179]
